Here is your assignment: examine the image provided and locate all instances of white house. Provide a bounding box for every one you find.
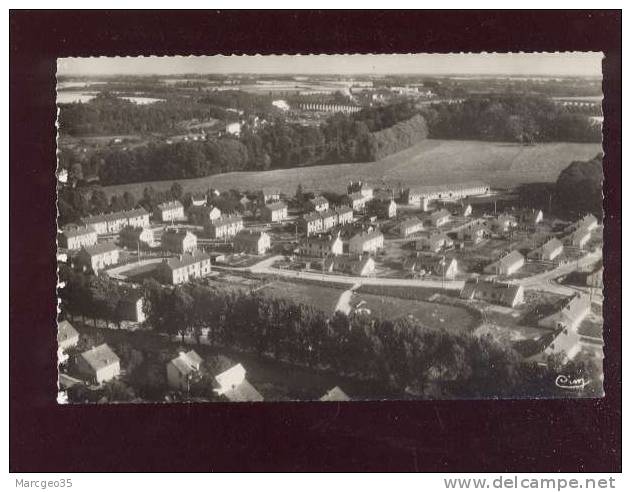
[234,229,271,255]
[261,201,288,223]
[206,215,244,239]
[460,279,524,307]
[566,227,591,249]
[429,209,451,228]
[308,196,329,213]
[301,234,344,257]
[484,250,525,276]
[415,232,453,253]
[538,294,591,331]
[398,217,424,238]
[528,237,564,261]
[156,251,212,285]
[156,201,186,222]
[300,212,324,236]
[214,363,263,402]
[320,386,350,401]
[166,350,203,390]
[348,230,384,254]
[57,320,79,364]
[75,242,120,272]
[77,344,120,385]
[323,254,375,277]
[161,229,197,254]
[59,226,98,250]
[119,225,155,249]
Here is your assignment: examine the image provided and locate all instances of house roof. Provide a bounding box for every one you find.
[170,350,202,377]
[571,227,591,242]
[58,320,79,344]
[430,209,451,221]
[491,250,524,269]
[320,386,350,401]
[222,378,264,402]
[80,242,119,256]
[304,234,341,247]
[157,200,183,211]
[324,254,373,273]
[460,278,523,305]
[211,215,243,227]
[536,238,563,256]
[302,212,323,223]
[350,230,383,243]
[162,251,210,270]
[335,205,353,215]
[347,191,365,201]
[540,294,591,328]
[81,207,149,224]
[578,214,597,228]
[319,209,338,220]
[162,228,196,241]
[310,196,329,206]
[399,217,424,230]
[80,344,119,372]
[235,229,268,243]
[264,201,287,212]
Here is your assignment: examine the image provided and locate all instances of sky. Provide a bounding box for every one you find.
[57,53,603,77]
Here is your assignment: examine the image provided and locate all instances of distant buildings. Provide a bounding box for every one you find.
[484,250,525,276]
[59,226,98,250]
[300,234,344,257]
[415,232,453,253]
[347,181,373,199]
[492,214,518,233]
[119,225,155,249]
[348,230,384,255]
[300,208,353,236]
[234,230,271,255]
[156,201,185,222]
[403,254,458,279]
[81,208,150,235]
[57,320,79,363]
[398,217,424,238]
[259,188,280,204]
[528,238,563,261]
[77,344,120,384]
[565,227,591,249]
[368,198,397,219]
[460,279,524,307]
[214,363,263,402]
[403,182,489,210]
[188,205,221,225]
[261,201,288,223]
[156,251,212,285]
[75,243,120,272]
[161,229,197,254]
[345,192,368,212]
[206,215,244,239]
[167,350,203,390]
[335,206,354,226]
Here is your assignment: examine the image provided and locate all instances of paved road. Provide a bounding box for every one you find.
[245,251,602,297]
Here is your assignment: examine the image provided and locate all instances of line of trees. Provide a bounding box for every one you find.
[421,95,601,143]
[58,269,602,398]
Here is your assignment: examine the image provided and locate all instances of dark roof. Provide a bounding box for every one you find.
[335,205,353,215]
[460,279,522,305]
[162,251,211,270]
[399,217,424,229]
[211,215,243,227]
[264,201,287,211]
[157,200,183,211]
[406,181,489,195]
[235,229,268,243]
[310,196,329,205]
[491,250,524,269]
[61,225,96,238]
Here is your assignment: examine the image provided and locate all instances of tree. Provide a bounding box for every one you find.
[170,182,183,201]
[555,154,603,218]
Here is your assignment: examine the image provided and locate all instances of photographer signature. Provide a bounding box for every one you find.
[555,374,590,390]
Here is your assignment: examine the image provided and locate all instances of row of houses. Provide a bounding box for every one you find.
[80,208,151,235]
[300,207,354,235]
[403,182,490,210]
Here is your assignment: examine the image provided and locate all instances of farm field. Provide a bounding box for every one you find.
[101,139,602,198]
[256,280,346,314]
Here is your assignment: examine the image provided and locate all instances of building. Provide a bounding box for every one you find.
[320,386,350,401]
[577,213,598,231]
[206,215,244,239]
[429,209,451,228]
[80,208,151,235]
[308,196,329,213]
[460,203,473,217]
[415,232,453,253]
[484,250,525,276]
[492,214,518,233]
[535,328,583,362]
[528,237,563,261]
[261,201,288,223]
[586,265,603,289]
[234,229,271,255]
[367,198,397,219]
[460,279,524,307]
[161,229,197,254]
[156,251,212,285]
[347,181,373,199]
[166,350,203,390]
[345,192,368,212]
[259,188,281,204]
[75,242,120,272]
[190,193,207,206]
[519,209,544,225]
[118,225,155,249]
[323,254,375,277]
[403,254,458,279]
[214,363,264,402]
[538,294,591,331]
[300,212,324,236]
[348,230,384,254]
[188,205,221,225]
[77,344,120,385]
[398,217,424,238]
[225,121,242,136]
[566,227,591,249]
[156,201,186,222]
[319,209,339,231]
[57,320,79,363]
[59,226,98,250]
[403,182,490,210]
[457,223,488,244]
[335,206,354,225]
[300,233,344,257]
[117,289,146,323]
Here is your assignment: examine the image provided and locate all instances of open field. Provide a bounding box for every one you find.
[101,139,602,197]
[257,280,346,314]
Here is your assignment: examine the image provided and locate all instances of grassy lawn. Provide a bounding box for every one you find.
[101,139,602,197]
[256,280,346,314]
[352,293,476,333]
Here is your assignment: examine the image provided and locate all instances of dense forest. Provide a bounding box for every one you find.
[555,154,604,218]
[421,95,601,143]
[59,268,601,400]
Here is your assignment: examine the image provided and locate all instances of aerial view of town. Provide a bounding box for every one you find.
[55,53,605,403]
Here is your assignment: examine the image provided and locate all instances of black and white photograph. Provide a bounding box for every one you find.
[54,52,606,403]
